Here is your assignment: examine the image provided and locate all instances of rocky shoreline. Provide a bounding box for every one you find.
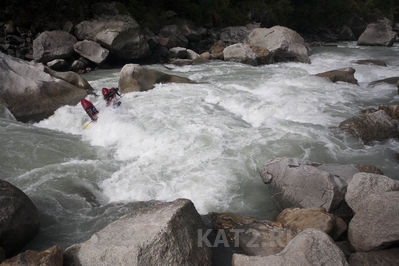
[1,1,399,266]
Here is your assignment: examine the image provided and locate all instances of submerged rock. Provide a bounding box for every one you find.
[1,245,62,266]
[358,19,397,47]
[378,105,399,120]
[73,40,109,64]
[33,30,77,63]
[349,248,399,266]
[354,59,387,67]
[346,172,399,213]
[0,179,40,257]
[0,52,92,122]
[348,191,399,251]
[119,64,195,93]
[232,229,348,266]
[316,67,358,84]
[276,207,347,240]
[339,110,399,143]
[64,199,211,266]
[369,76,399,87]
[248,26,310,63]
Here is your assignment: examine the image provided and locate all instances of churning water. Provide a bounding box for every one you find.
[1,43,399,249]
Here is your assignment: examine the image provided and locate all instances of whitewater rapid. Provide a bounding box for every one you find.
[2,43,398,249]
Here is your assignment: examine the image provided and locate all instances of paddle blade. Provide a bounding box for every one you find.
[83,122,91,130]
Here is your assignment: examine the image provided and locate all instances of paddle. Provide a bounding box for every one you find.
[83,120,93,130]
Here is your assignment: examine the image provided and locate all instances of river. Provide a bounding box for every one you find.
[1,42,398,250]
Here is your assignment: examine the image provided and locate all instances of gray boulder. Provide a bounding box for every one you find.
[159,25,188,49]
[358,19,397,47]
[74,16,149,60]
[0,179,40,257]
[339,110,399,143]
[73,40,109,64]
[316,67,358,85]
[223,43,257,65]
[64,199,211,266]
[260,157,369,217]
[248,26,310,63]
[276,207,347,240]
[119,64,195,93]
[348,191,399,251]
[0,52,92,122]
[219,26,250,46]
[346,172,399,213]
[46,59,69,71]
[354,59,387,67]
[33,30,77,63]
[379,105,399,119]
[232,229,348,266]
[349,248,399,266]
[1,245,62,266]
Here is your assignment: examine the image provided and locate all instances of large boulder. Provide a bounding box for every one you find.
[118,64,195,93]
[349,248,399,266]
[208,212,296,256]
[1,245,62,266]
[74,16,149,60]
[219,26,250,46]
[223,43,257,65]
[73,40,109,64]
[316,67,358,85]
[339,110,399,143]
[358,19,397,47]
[64,199,211,266]
[275,207,347,240]
[260,157,376,218]
[0,180,40,257]
[248,26,310,63]
[46,59,69,71]
[158,25,189,49]
[345,173,399,213]
[232,229,348,266]
[0,52,93,122]
[0,99,15,121]
[33,30,77,63]
[348,191,399,251]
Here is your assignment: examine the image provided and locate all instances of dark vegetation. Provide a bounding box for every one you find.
[1,0,398,33]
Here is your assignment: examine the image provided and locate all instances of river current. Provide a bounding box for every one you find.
[1,43,398,249]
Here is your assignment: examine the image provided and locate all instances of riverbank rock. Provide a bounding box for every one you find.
[208,212,296,256]
[210,41,225,59]
[358,19,397,47]
[232,229,348,266]
[223,43,257,65]
[248,26,310,63]
[0,52,92,122]
[46,59,69,71]
[0,180,40,257]
[349,248,399,266]
[346,173,399,213]
[354,59,387,67]
[74,15,149,60]
[316,67,358,85]
[348,191,399,251]
[159,25,188,49]
[33,30,77,63]
[275,207,347,240]
[339,110,399,143]
[64,199,211,266]
[260,157,374,218]
[1,245,62,266]
[168,47,205,65]
[73,40,109,64]
[119,64,194,93]
[219,26,250,46]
